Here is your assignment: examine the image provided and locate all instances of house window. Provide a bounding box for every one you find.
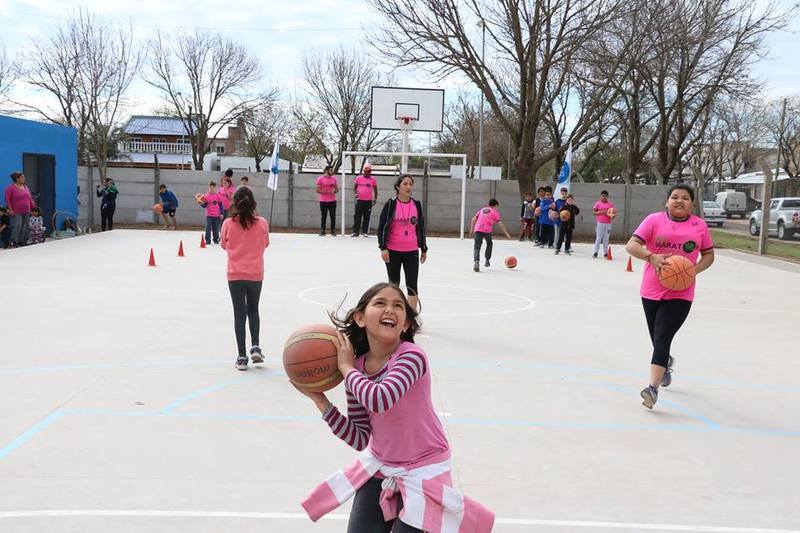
[216,145,225,155]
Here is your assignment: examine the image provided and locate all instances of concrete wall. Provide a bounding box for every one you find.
[78,167,671,238]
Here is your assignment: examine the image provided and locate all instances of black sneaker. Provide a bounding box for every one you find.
[473,261,480,272]
[603,252,608,258]
[350,233,359,238]
[250,346,264,364]
[640,385,658,409]
[235,355,248,371]
[661,356,674,388]
[565,250,573,255]
[592,252,598,258]
[484,260,490,268]
[554,249,560,255]
[319,232,326,236]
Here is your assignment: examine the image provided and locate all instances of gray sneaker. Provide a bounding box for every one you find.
[661,356,674,388]
[640,385,658,409]
[473,261,480,272]
[250,346,264,364]
[235,355,248,371]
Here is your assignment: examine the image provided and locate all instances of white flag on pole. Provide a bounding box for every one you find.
[557,144,572,193]
[267,141,280,191]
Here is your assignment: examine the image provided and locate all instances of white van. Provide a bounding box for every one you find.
[715,190,747,218]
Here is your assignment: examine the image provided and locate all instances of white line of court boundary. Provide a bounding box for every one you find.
[0,511,796,532]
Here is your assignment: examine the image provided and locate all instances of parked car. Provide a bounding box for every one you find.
[749,197,800,240]
[715,190,748,218]
[702,201,725,227]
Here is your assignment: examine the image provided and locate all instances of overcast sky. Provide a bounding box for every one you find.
[1,0,798,119]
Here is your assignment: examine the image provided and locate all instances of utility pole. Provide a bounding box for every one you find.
[757,158,774,255]
[774,97,788,197]
[477,21,485,181]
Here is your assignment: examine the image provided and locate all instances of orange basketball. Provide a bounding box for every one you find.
[607,207,618,218]
[283,324,343,392]
[559,210,571,222]
[658,255,696,291]
[153,203,163,214]
[505,256,517,269]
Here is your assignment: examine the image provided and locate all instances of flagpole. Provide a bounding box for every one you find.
[269,185,275,227]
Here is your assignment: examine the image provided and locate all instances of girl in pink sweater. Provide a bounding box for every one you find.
[298,283,494,532]
[220,187,270,370]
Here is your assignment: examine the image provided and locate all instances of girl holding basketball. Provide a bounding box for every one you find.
[298,282,494,532]
[625,184,715,409]
[220,187,270,370]
[377,175,427,311]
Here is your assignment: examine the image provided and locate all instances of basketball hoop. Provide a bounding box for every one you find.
[398,116,416,133]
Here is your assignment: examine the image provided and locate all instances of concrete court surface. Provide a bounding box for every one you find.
[0,229,798,533]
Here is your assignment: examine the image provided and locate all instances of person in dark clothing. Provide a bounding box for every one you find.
[555,193,580,255]
[158,184,179,230]
[96,178,119,231]
[0,206,11,248]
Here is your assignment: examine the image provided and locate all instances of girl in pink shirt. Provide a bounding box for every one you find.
[625,184,715,409]
[199,181,223,245]
[298,283,493,532]
[376,174,427,311]
[220,187,270,370]
[218,172,236,219]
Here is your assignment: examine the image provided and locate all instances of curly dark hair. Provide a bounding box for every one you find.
[328,282,420,357]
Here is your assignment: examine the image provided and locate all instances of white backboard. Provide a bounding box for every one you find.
[370,86,445,132]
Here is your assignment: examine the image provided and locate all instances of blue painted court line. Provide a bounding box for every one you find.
[161,374,272,414]
[0,410,65,460]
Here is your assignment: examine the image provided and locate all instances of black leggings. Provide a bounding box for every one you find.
[556,225,573,251]
[641,298,692,368]
[473,231,493,262]
[347,477,422,533]
[385,250,419,296]
[320,201,336,233]
[228,280,262,357]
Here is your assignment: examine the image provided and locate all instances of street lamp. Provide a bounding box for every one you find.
[477,20,486,181]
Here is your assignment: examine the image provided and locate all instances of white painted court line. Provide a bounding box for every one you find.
[0,511,796,532]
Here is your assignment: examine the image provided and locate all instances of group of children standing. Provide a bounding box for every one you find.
[194,170,252,245]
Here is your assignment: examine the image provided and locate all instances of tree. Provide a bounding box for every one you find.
[147,30,276,170]
[294,47,391,173]
[21,9,141,180]
[606,0,791,184]
[0,40,16,105]
[242,103,294,172]
[367,0,637,195]
[767,97,800,178]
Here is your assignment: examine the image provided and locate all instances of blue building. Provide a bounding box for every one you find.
[0,115,78,234]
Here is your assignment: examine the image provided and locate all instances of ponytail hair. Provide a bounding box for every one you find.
[230,187,258,229]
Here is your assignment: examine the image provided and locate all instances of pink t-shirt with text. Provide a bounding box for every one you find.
[316,175,338,202]
[473,206,501,233]
[202,192,223,218]
[594,200,615,223]
[354,175,377,201]
[386,199,419,252]
[633,212,713,302]
[220,216,270,281]
[219,184,235,210]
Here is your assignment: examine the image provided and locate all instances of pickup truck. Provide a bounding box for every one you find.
[749,197,800,240]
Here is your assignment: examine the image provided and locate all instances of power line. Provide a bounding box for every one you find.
[0,9,364,33]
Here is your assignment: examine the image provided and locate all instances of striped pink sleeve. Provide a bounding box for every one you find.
[345,352,426,413]
[322,390,371,451]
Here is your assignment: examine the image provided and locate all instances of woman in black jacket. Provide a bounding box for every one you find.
[96,178,119,231]
[377,174,427,311]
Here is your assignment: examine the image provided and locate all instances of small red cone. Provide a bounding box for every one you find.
[178,240,185,257]
[606,246,613,261]
[626,256,633,272]
[200,234,206,248]
[148,248,157,267]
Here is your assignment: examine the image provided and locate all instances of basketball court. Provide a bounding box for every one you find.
[1,230,798,532]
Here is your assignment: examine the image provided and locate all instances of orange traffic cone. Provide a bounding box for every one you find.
[200,234,206,248]
[626,256,633,272]
[606,246,613,260]
[178,240,185,257]
[148,248,157,267]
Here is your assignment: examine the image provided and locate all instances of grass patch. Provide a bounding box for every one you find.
[711,230,800,262]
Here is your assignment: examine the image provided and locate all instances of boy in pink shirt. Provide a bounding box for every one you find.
[470,198,512,272]
[592,190,616,258]
[199,181,223,245]
[352,164,378,237]
[316,165,339,236]
[218,170,236,219]
[220,187,270,370]
[625,184,715,409]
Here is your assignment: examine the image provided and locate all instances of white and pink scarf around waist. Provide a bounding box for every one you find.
[301,449,494,532]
